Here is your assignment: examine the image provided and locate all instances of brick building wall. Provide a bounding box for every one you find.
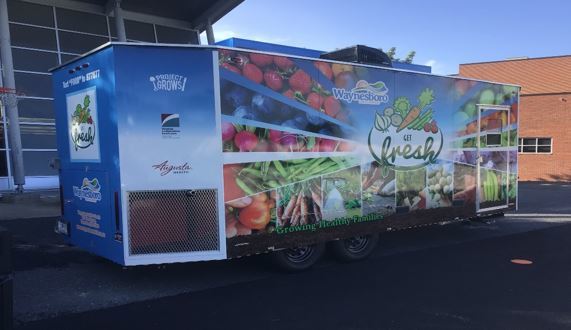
[518,93,571,181]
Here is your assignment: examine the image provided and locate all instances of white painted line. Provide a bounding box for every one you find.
[505,213,571,218]
[509,218,571,223]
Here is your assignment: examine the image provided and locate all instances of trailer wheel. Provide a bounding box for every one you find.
[270,243,325,272]
[329,234,379,262]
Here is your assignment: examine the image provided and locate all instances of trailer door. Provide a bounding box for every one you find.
[476,105,511,213]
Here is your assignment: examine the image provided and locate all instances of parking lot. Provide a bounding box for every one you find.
[4,182,571,329]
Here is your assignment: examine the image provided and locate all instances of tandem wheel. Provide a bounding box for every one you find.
[328,234,379,262]
[269,243,325,272]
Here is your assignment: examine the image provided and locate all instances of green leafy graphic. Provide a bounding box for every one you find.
[373,88,437,132]
[370,81,386,89]
[418,88,434,110]
[71,95,93,125]
[393,97,411,118]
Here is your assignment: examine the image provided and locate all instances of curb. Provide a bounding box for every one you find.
[0,190,60,204]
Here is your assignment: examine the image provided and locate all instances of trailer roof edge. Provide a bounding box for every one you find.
[49,42,521,88]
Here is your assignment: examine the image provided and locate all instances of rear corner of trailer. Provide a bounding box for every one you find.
[111,45,227,266]
[52,43,126,265]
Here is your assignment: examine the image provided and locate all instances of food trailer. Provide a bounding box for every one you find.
[52,43,519,269]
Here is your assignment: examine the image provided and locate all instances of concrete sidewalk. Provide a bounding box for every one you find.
[0,190,60,221]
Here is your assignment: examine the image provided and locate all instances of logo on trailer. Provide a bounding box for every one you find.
[161,113,180,139]
[332,80,389,105]
[152,160,191,176]
[149,74,187,92]
[70,94,96,150]
[368,88,443,174]
[67,87,100,162]
[73,177,102,203]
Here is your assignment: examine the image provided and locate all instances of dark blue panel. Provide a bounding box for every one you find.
[52,45,124,264]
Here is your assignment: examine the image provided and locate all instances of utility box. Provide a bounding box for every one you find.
[320,45,392,67]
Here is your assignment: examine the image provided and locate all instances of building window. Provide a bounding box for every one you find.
[58,30,109,54]
[518,137,552,154]
[124,20,156,42]
[9,23,58,51]
[56,8,109,36]
[7,0,55,27]
[156,25,197,44]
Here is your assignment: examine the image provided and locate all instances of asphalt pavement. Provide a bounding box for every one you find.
[17,221,571,330]
[514,181,571,214]
[4,182,571,329]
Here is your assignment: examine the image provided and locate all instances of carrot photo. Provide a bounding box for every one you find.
[277,178,322,227]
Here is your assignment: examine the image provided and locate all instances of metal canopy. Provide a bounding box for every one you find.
[71,0,243,31]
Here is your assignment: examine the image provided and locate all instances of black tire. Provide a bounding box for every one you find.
[329,234,379,262]
[269,243,325,272]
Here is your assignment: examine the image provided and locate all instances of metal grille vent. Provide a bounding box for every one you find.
[127,189,219,256]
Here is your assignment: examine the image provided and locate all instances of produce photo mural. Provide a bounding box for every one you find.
[217,49,519,255]
[219,50,350,122]
[452,83,518,151]
[221,121,354,153]
[220,80,349,139]
[225,191,277,238]
[479,151,508,172]
[453,163,477,206]
[277,178,322,227]
[321,166,362,220]
[426,162,454,208]
[453,150,477,166]
[454,84,518,132]
[480,168,508,208]
[223,157,360,202]
[362,162,395,216]
[219,49,357,144]
[396,168,427,212]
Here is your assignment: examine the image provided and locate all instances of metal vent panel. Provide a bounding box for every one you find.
[127,189,219,256]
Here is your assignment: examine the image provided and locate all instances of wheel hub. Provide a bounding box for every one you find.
[345,236,369,253]
[285,246,314,263]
